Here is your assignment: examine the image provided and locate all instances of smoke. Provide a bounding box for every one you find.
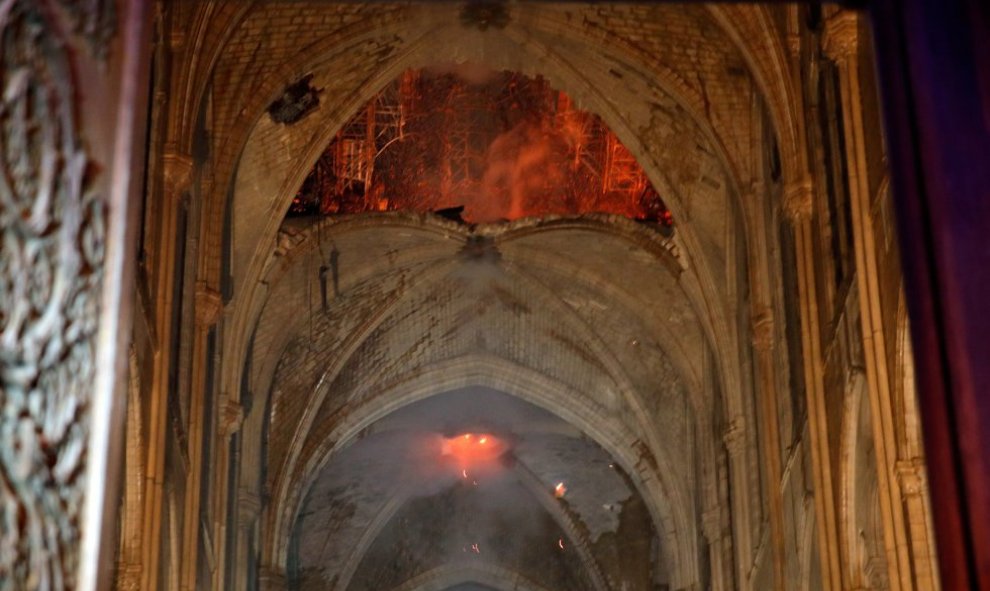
[478,119,567,221]
[294,388,640,589]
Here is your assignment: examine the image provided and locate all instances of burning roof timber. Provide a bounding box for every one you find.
[288,66,674,233]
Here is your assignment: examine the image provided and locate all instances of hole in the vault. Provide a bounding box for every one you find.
[286,64,674,233]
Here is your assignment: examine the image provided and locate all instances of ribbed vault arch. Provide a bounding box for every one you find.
[219,5,749,437]
[203,6,796,590]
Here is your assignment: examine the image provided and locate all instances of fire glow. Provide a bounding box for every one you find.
[440,432,507,479]
[289,67,675,229]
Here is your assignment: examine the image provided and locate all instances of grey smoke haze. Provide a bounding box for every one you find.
[292,388,639,589]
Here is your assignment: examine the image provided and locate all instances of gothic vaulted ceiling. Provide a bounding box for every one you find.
[173,2,800,589]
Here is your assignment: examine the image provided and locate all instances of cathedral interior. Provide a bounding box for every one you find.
[2,1,989,590]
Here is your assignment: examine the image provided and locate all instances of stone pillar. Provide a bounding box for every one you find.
[179,281,223,591]
[823,10,937,591]
[783,177,843,591]
[210,395,244,590]
[231,489,263,591]
[739,176,791,591]
[722,415,754,588]
[750,309,787,591]
[896,459,939,589]
[142,149,194,591]
[702,502,732,591]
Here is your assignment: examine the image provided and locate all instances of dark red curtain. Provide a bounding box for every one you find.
[869,0,990,587]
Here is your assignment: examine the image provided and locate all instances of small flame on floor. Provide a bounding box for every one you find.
[472,543,480,554]
[554,482,567,498]
[558,538,565,550]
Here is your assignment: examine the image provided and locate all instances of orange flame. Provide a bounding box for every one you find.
[289,68,675,229]
[441,433,507,479]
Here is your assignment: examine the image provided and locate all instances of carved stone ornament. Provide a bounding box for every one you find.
[822,10,860,63]
[220,396,244,436]
[895,458,928,496]
[162,150,194,199]
[0,1,114,588]
[783,177,814,223]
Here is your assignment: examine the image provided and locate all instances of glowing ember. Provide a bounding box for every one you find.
[554,482,567,498]
[289,68,674,229]
[559,538,565,550]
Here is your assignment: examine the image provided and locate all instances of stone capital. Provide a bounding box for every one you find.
[751,308,776,353]
[220,396,244,435]
[195,281,223,326]
[162,149,194,198]
[723,417,746,457]
[783,176,814,223]
[822,10,860,62]
[895,458,928,496]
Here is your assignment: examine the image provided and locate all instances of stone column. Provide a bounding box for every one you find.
[179,281,224,591]
[210,395,244,590]
[143,149,194,591]
[783,177,843,591]
[231,489,263,591]
[702,502,732,591]
[750,309,787,591]
[722,416,753,588]
[896,459,939,589]
[823,10,937,591]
